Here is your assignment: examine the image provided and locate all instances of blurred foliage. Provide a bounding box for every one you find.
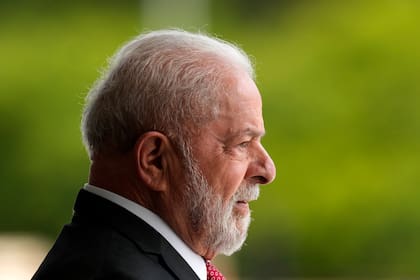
[1,0,420,278]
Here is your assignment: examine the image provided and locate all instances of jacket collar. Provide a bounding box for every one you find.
[73,189,200,280]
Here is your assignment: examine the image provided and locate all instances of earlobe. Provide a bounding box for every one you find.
[134,131,172,192]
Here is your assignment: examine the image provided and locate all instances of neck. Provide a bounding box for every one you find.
[88,151,219,260]
[88,151,156,209]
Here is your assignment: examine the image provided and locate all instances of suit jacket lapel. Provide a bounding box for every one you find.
[160,241,201,280]
[73,189,200,280]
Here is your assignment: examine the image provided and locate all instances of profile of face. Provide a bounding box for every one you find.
[180,72,276,256]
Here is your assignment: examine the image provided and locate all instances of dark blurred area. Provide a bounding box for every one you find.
[1,0,419,278]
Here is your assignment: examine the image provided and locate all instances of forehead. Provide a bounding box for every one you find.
[212,73,265,137]
[221,73,262,114]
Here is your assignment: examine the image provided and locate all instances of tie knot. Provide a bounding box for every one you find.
[206,260,226,280]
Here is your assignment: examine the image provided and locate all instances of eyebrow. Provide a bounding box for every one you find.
[212,126,266,145]
[243,127,265,137]
[230,127,266,140]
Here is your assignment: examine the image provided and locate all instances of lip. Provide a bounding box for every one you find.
[234,200,250,216]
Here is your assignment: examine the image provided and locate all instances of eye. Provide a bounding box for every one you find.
[238,141,251,148]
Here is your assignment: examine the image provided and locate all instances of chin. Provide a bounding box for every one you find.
[219,213,252,256]
[237,212,251,234]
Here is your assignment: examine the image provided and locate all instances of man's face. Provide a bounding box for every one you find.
[184,73,276,255]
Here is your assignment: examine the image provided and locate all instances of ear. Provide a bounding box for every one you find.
[134,131,176,192]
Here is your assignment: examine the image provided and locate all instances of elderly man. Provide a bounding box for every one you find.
[32,29,275,280]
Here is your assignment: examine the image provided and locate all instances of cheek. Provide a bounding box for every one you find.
[210,162,249,201]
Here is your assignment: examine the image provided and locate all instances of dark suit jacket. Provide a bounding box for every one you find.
[32,189,201,280]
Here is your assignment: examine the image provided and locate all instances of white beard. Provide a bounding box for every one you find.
[183,153,260,255]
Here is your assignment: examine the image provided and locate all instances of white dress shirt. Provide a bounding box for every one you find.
[84,184,206,280]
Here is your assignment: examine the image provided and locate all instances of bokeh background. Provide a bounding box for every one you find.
[1,0,420,279]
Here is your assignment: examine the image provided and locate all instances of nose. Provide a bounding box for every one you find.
[247,143,276,185]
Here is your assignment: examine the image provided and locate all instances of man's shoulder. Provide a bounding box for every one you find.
[32,218,178,279]
[32,190,200,280]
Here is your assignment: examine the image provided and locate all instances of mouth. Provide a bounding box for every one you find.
[236,200,248,205]
[234,200,250,215]
[232,185,260,216]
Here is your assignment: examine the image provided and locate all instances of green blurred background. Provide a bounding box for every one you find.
[1,0,420,278]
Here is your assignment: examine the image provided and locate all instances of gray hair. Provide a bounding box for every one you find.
[81,29,255,157]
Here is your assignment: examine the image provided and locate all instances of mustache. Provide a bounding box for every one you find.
[233,184,260,202]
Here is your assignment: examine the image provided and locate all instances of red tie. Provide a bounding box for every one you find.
[206,260,226,280]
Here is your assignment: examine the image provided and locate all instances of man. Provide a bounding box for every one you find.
[32,29,276,280]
